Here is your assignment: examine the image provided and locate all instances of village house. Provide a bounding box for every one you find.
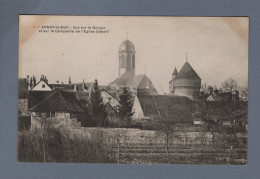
[30,75,53,91]
[28,90,90,129]
[100,89,119,109]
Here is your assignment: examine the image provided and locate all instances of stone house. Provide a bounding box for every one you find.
[28,90,89,129]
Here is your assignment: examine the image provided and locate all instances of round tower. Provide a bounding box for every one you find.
[118,40,136,77]
[169,67,178,94]
[173,62,201,99]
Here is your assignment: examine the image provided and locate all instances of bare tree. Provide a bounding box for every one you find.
[155,117,178,164]
[221,78,238,92]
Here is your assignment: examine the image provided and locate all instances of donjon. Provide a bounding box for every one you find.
[169,61,201,99]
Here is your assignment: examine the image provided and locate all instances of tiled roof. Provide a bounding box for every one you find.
[29,90,85,113]
[175,62,201,80]
[28,91,54,109]
[137,94,194,123]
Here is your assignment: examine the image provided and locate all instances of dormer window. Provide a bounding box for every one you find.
[42,84,45,88]
[108,97,112,103]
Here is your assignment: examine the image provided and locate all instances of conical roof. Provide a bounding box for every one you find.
[172,67,178,75]
[175,62,201,80]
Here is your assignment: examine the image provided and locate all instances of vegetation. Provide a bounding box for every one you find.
[18,127,116,163]
[90,79,107,127]
[118,87,134,126]
[221,78,238,92]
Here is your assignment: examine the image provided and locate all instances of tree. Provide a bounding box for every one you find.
[118,88,134,126]
[221,78,238,92]
[197,100,247,164]
[90,79,107,127]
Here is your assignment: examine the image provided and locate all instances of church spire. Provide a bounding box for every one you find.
[125,26,128,40]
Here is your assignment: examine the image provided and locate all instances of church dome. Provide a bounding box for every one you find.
[118,40,136,53]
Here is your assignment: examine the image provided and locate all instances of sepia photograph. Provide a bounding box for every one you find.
[18,15,248,164]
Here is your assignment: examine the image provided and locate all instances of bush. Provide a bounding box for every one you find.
[18,128,116,163]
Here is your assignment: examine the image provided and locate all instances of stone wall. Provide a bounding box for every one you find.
[30,113,81,131]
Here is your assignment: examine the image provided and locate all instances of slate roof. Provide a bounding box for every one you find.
[28,91,54,109]
[109,73,158,93]
[172,67,178,75]
[109,71,134,87]
[175,62,201,80]
[137,94,194,123]
[28,90,85,113]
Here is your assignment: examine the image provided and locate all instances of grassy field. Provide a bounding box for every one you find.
[112,144,247,165]
[18,126,247,164]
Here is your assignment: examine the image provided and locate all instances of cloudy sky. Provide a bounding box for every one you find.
[19,16,248,94]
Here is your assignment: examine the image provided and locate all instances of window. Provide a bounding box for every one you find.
[42,84,45,88]
[132,55,135,68]
[127,55,131,67]
[120,54,126,67]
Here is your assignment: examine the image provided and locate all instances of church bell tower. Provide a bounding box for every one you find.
[118,39,136,77]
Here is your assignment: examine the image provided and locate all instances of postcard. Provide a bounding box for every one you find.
[18,15,248,164]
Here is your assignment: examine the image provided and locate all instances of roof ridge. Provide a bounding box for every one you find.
[31,79,53,90]
[152,95,161,117]
[29,91,57,110]
[58,90,72,112]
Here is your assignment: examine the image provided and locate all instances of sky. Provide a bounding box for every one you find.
[19,16,248,94]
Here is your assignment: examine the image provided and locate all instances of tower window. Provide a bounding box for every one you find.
[127,55,131,67]
[120,54,126,67]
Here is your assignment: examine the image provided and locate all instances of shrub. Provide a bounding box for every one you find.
[18,128,116,163]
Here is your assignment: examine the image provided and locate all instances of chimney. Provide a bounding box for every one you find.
[30,77,33,89]
[33,76,36,87]
[26,75,29,83]
[69,77,71,84]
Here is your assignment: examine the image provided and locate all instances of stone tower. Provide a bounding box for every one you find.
[169,67,178,93]
[118,40,136,78]
[169,62,201,99]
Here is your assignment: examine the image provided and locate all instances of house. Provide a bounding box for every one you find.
[28,90,89,129]
[100,89,119,109]
[132,94,194,123]
[194,100,248,126]
[31,78,53,91]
